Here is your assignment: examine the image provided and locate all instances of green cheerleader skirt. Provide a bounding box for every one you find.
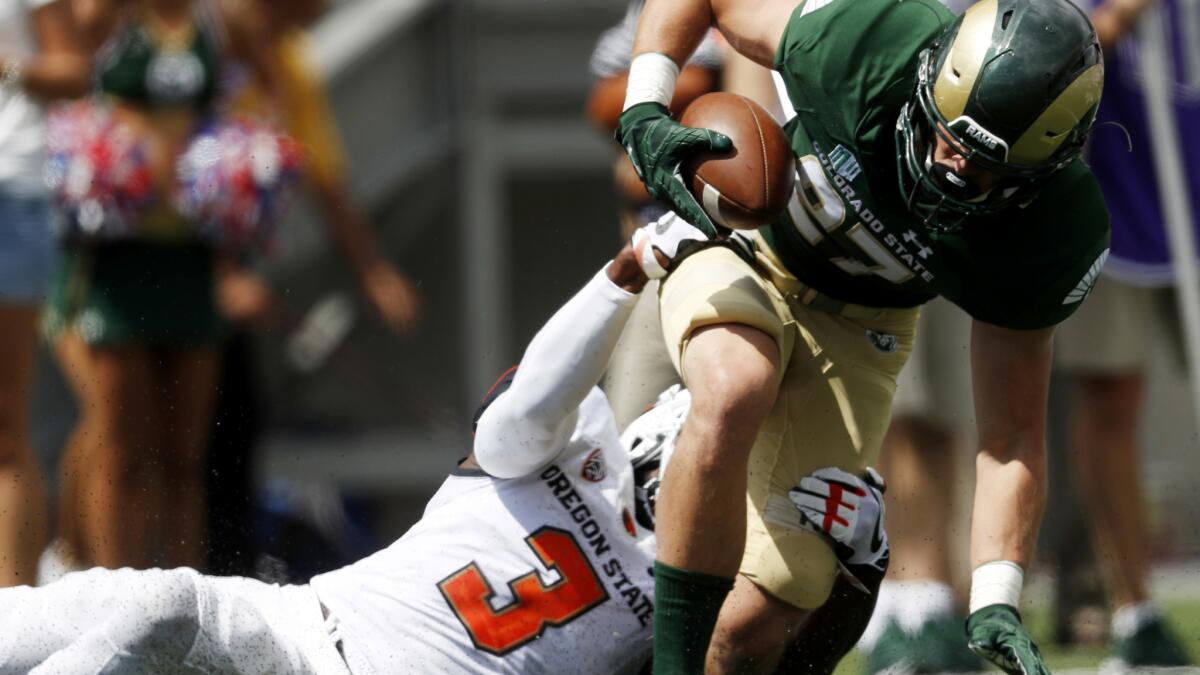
[44,240,223,348]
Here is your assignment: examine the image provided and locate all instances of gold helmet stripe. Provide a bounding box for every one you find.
[932,0,998,121]
[1009,62,1104,164]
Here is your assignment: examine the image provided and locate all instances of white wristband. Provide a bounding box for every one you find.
[969,561,1025,613]
[623,52,680,111]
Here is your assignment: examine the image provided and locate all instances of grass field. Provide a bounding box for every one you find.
[832,600,1200,673]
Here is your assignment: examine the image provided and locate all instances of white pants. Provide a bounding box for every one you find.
[0,567,351,675]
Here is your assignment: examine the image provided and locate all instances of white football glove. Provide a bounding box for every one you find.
[789,467,889,586]
[631,212,710,279]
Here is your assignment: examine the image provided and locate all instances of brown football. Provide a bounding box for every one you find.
[680,92,795,230]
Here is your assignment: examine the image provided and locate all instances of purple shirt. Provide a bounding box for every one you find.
[1085,0,1200,286]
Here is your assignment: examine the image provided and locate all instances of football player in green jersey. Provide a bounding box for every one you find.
[616,0,1108,672]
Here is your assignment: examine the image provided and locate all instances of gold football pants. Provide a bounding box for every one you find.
[659,241,918,608]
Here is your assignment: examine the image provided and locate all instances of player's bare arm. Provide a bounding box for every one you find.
[633,0,797,68]
[966,319,1055,674]
[970,321,1054,569]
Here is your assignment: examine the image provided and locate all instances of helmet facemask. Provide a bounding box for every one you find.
[897,50,1046,231]
[621,385,691,531]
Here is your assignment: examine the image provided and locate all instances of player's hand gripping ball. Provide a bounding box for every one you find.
[616,101,732,237]
[679,92,795,231]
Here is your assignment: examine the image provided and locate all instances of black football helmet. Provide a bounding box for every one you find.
[896,0,1104,230]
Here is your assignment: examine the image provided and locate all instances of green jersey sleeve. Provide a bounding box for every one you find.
[941,161,1112,330]
[774,0,953,155]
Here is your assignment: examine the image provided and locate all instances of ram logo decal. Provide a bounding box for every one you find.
[950,115,1010,160]
[966,122,1000,149]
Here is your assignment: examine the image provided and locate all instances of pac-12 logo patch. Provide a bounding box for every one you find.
[581,448,606,483]
[865,329,898,353]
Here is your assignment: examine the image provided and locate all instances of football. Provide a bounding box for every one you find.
[679,92,795,230]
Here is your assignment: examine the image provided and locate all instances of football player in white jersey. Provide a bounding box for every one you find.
[0,216,887,675]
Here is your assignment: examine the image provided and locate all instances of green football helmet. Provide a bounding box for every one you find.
[896,0,1104,230]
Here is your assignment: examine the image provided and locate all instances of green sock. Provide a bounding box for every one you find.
[652,561,735,675]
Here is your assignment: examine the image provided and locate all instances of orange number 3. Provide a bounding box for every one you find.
[438,526,609,655]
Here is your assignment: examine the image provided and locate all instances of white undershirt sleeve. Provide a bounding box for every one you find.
[474,265,639,478]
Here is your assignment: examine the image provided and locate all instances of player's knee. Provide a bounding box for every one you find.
[709,587,809,673]
[708,622,792,674]
[692,329,777,373]
[707,633,782,674]
[685,325,779,396]
[683,328,779,444]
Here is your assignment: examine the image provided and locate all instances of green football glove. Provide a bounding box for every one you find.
[966,604,1050,675]
[616,101,733,238]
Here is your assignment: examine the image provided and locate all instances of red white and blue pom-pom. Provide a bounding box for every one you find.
[44,101,154,240]
[175,119,304,251]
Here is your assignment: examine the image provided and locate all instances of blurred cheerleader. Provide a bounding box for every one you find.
[45,0,289,571]
[201,0,422,575]
[0,0,88,587]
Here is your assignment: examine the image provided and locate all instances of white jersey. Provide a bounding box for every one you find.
[312,390,654,675]
[312,270,656,675]
[0,267,665,675]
